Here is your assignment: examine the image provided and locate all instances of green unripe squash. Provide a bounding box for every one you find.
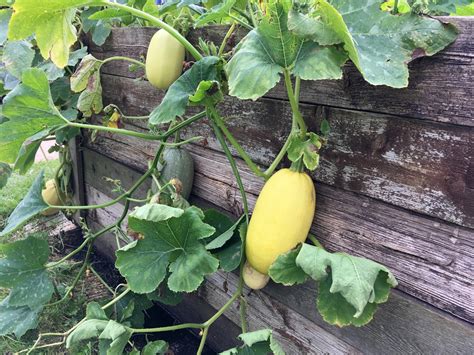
[146,29,185,90]
[159,147,195,200]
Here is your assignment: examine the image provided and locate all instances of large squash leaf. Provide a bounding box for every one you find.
[116,204,218,293]
[0,296,42,338]
[0,236,53,307]
[296,0,458,88]
[225,0,347,100]
[8,0,98,68]
[0,68,64,164]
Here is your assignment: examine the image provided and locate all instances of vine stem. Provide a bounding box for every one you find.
[50,113,205,211]
[211,110,266,180]
[102,56,145,67]
[219,22,236,57]
[208,107,249,220]
[283,69,306,136]
[63,111,206,143]
[99,0,202,61]
[308,234,323,248]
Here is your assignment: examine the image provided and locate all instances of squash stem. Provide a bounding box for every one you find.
[290,157,304,173]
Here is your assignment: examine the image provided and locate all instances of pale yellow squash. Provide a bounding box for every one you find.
[41,179,62,216]
[246,169,315,274]
[145,29,185,90]
[242,261,270,290]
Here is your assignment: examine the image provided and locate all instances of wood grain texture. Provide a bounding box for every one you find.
[87,17,473,126]
[96,73,474,228]
[81,144,474,323]
[81,169,474,355]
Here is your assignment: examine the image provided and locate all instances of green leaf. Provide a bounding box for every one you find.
[287,7,340,45]
[0,171,49,237]
[205,212,244,250]
[86,302,108,321]
[0,9,12,46]
[8,0,97,68]
[0,236,53,307]
[147,279,183,306]
[113,292,153,328]
[98,320,132,355]
[268,247,308,286]
[116,204,218,293]
[203,209,244,272]
[225,1,346,100]
[188,80,222,105]
[2,40,35,78]
[317,274,378,327]
[0,68,64,164]
[320,119,330,136]
[287,133,322,171]
[14,127,59,174]
[142,340,169,355]
[149,56,221,125]
[0,162,12,189]
[66,319,109,348]
[296,243,397,320]
[221,329,285,355]
[195,0,236,27]
[313,0,458,88]
[0,296,42,338]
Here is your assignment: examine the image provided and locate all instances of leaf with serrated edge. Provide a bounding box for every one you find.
[296,243,397,318]
[315,0,458,87]
[0,171,49,237]
[268,246,308,286]
[116,205,217,293]
[317,275,379,327]
[225,1,345,100]
[8,0,98,68]
[0,68,64,164]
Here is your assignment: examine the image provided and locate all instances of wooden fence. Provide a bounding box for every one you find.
[73,17,474,354]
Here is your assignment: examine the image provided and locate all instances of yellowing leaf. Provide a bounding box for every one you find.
[8,0,98,68]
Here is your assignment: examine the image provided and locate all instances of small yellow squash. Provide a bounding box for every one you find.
[245,169,315,275]
[41,179,62,216]
[145,29,185,90]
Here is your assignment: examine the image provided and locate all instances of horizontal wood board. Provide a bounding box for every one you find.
[81,137,474,321]
[88,18,473,127]
[97,74,474,228]
[81,149,474,354]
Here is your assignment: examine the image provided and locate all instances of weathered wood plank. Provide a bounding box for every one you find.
[82,177,474,355]
[81,145,474,323]
[84,183,358,354]
[88,17,473,126]
[96,73,474,228]
[69,136,87,223]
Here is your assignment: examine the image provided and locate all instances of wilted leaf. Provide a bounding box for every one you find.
[287,133,322,171]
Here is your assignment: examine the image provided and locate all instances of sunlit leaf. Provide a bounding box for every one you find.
[8,0,98,68]
[0,68,64,164]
